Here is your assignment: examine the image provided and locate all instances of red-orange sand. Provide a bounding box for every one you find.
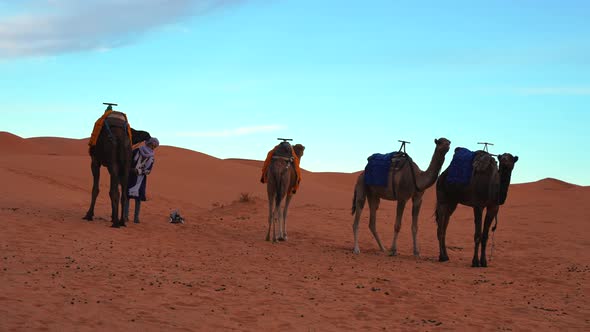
[1,131,588,331]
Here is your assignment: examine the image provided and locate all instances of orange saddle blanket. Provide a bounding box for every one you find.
[88,110,132,152]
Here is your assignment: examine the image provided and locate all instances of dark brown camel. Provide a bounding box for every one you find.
[265,142,305,242]
[351,138,451,256]
[83,111,132,228]
[436,152,518,267]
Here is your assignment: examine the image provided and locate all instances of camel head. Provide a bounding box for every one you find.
[293,144,305,158]
[434,137,452,154]
[497,153,518,172]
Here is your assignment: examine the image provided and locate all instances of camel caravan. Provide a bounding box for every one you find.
[84,104,518,267]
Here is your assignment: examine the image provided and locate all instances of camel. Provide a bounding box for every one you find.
[83,111,132,228]
[351,138,451,256]
[265,142,305,242]
[435,151,518,267]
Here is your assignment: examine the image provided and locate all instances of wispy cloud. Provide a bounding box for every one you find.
[177,125,286,137]
[514,87,590,96]
[0,0,243,58]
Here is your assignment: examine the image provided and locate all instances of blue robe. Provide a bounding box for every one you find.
[127,148,154,201]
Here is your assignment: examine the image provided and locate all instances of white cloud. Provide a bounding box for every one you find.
[177,125,286,137]
[0,0,243,58]
[514,87,590,96]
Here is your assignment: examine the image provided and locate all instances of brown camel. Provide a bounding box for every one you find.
[83,111,132,228]
[351,138,451,256]
[435,151,518,267]
[265,142,305,242]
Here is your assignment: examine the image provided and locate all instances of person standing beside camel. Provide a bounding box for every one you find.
[124,137,159,223]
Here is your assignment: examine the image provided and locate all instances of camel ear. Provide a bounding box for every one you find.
[514,156,519,163]
[434,138,439,144]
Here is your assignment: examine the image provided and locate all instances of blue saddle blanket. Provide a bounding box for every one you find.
[446,147,476,185]
[364,152,399,186]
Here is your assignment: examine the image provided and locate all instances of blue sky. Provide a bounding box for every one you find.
[1,0,589,185]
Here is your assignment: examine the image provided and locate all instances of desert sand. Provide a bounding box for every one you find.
[0,131,588,331]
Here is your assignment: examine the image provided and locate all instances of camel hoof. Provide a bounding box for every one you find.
[480,260,488,268]
[389,250,398,257]
[353,248,360,255]
[471,259,480,267]
[111,224,120,228]
[413,251,421,257]
[439,256,449,262]
[278,237,285,242]
[82,215,93,221]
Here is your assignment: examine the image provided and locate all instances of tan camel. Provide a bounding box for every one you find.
[436,151,518,267]
[265,142,305,242]
[351,138,451,256]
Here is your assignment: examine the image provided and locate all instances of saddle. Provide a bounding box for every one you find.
[105,111,128,128]
[272,141,295,162]
[473,150,497,173]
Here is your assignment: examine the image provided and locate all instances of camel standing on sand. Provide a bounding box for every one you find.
[83,112,132,228]
[436,152,518,267]
[351,138,451,256]
[266,142,305,242]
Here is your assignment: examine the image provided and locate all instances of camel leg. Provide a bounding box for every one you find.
[83,160,100,221]
[411,195,423,257]
[389,199,406,256]
[472,207,484,267]
[273,198,281,243]
[368,196,385,253]
[480,205,499,267]
[266,194,274,241]
[443,204,456,259]
[123,198,130,222]
[108,167,121,228]
[436,202,447,261]
[352,183,366,254]
[436,202,456,262]
[119,170,129,227]
[281,193,293,241]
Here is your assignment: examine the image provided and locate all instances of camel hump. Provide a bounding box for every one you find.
[107,111,127,122]
[473,151,497,173]
[273,141,293,158]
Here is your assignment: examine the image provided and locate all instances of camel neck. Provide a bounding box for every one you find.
[498,167,513,205]
[415,148,446,191]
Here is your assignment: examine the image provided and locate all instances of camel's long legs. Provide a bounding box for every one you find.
[368,196,386,252]
[266,193,274,241]
[472,207,484,267]
[480,205,498,267]
[411,194,423,257]
[390,199,407,256]
[281,193,293,241]
[83,159,101,221]
[108,165,121,227]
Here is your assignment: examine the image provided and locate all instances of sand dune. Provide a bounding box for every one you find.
[0,134,588,331]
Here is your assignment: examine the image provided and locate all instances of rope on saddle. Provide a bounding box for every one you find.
[405,154,421,192]
[104,120,115,142]
[103,118,129,144]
